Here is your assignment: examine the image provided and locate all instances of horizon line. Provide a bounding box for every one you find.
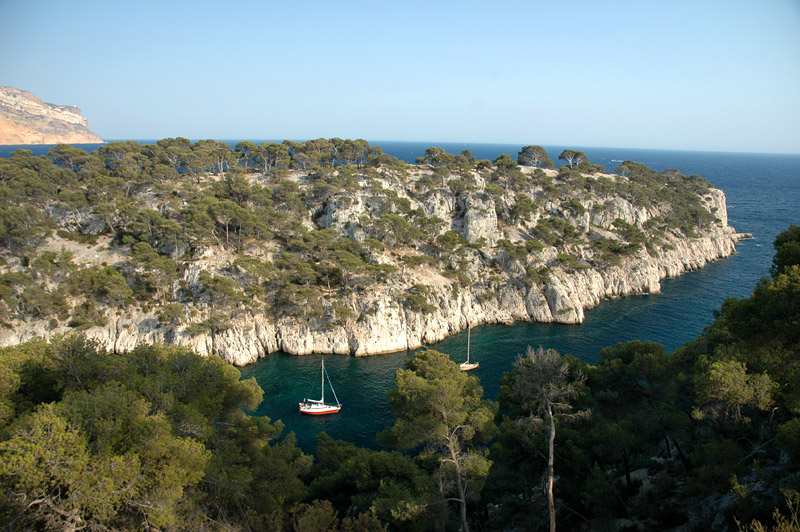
[88,137,800,157]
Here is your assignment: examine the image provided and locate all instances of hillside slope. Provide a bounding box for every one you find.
[0,139,746,364]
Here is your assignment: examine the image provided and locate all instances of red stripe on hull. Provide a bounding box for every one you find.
[299,408,341,415]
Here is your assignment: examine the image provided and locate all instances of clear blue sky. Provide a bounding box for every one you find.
[2,0,798,153]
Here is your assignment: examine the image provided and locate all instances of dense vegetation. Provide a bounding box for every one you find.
[1,226,798,531]
[0,139,720,349]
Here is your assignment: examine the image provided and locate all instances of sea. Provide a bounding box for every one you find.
[3,141,799,452]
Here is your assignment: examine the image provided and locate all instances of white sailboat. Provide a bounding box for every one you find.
[459,324,479,371]
[299,359,341,415]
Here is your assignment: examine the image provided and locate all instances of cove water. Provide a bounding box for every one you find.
[241,143,800,452]
[3,141,798,452]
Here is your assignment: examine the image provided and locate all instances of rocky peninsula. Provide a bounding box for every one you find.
[0,139,747,365]
[0,86,103,145]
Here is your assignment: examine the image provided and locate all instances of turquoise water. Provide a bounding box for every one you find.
[3,142,797,452]
[239,243,759,452]
[240,145,800,453]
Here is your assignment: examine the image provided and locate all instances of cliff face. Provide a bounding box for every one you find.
[106,234,746,366]
[0,86,103,145]
[0,161,745,366]
[0,227,741,366]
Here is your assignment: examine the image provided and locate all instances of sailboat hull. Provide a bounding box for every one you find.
[300,359,341,415]
[299,402,341,415]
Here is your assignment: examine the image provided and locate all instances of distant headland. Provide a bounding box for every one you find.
[0,86,103,145]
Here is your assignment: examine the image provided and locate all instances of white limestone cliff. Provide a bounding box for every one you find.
[0,162,748,366]
[1,225,744,366]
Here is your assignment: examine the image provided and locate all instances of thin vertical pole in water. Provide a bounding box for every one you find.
[467,325,471,363]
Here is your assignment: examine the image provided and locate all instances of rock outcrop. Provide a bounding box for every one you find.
[0,86,103,145]
[0,143,747,366]
[0,208,744,366]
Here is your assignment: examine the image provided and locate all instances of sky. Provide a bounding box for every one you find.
[1,0,799,153]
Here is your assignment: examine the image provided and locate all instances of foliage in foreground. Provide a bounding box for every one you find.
[0,337,308,531]
[485,226,800,531]
[1,225,798,531]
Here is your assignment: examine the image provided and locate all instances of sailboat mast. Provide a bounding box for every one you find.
[321,360,325,403]
[467,326,471,363]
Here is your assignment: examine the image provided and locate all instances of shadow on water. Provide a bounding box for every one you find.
[5,142,793,454]
[242,144,800,453]
[241,237,767,453]
[241,349,412,453]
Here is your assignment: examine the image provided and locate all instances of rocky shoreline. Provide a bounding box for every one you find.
[0,141,748,366]
[181,229,748,365]
[2,227,746,367]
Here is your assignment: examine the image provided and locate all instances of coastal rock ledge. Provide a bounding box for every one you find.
[198,229,745,365]
[3,226,745,367]
[0,142,747,366]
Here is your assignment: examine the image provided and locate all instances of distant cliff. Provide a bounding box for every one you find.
[0,86,103,145]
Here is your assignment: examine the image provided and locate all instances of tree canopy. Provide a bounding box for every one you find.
[517,145,553,168]
[385,350,496,532]
[1,222,799,530]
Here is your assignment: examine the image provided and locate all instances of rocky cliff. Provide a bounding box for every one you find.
[0,86,103,145]
[1,224,742,366]
[0,140,747,366]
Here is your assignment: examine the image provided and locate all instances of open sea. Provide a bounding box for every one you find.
[3,141,799,452]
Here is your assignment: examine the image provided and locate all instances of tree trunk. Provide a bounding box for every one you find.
[435,473,449,532]
[671,436,690,469]
[449,439,470,532]
[662,432,673,458]
[547,403,557,532]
